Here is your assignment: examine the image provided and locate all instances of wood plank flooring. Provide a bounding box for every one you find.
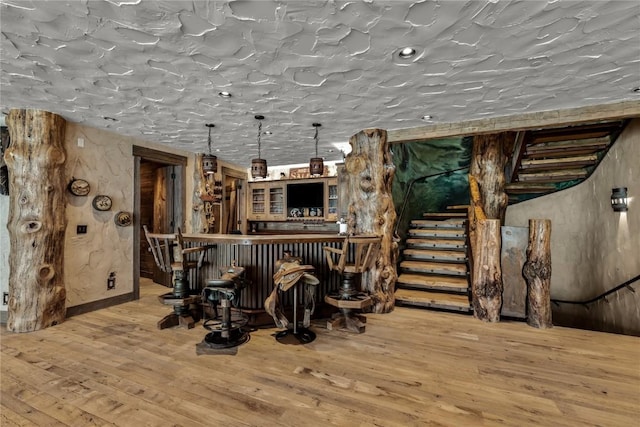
[1,279,639,426]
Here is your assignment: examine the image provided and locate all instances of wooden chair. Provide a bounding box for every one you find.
[323,235,381,333]
[143,225,209,329]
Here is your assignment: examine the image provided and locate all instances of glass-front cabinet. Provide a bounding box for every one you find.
[325,177,338,222]
[249,184,267,220]
[268,184,285,217]
[248,182,286,221]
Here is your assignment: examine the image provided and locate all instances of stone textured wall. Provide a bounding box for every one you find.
[506,119,640,335]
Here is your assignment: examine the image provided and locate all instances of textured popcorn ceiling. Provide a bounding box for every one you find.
[1,0,639,167]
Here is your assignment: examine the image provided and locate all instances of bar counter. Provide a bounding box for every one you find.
[182,233,349,323]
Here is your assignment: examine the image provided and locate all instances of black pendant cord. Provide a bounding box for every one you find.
[314,126,319,157]
[257,120,262,159]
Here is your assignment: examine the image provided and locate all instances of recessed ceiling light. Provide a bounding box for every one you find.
[263,130,272,135]
[219,91,232,98]
[633,87,640,93]
[398,47,416,59]
[103,116,118,122]
[422,115,433,121]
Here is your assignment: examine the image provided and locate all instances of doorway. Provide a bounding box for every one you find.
[133,146,187,299]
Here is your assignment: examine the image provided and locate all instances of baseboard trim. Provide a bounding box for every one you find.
[66,292,135,318]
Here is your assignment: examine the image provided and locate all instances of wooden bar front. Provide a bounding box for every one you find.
[182,234,348,324]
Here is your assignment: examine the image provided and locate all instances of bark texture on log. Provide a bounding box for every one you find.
[344,128,398,313]
[4,109,67,332]
[470,133,513,222]
[523,219,552,329]
[472,219,502,322]
[191,153,206,233]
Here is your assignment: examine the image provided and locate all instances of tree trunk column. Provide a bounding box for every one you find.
[472,219,502,322]
[4,109,67,332]
[344,128,398,313]
[523,219,552,328]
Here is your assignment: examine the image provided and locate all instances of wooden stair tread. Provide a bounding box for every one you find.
[397,273,468,290]
[400,260,467,275]
[406,238,467,249]
[395,289,471,311]
[423,212,467,218]
[526,136,609,151]
[517,168,588,183]
[505,183,556,194]
[403,249,467,262]
[410,219,465,228]
[408,229,466,238]
[446,205,469,211]
[519,155,597,171]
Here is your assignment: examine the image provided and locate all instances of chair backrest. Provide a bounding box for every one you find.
[324,235,381,275]
[143,225,177,273]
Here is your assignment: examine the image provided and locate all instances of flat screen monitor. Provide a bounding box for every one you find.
[287,182,324,217]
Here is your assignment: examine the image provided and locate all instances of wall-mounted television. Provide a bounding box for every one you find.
[287,182,324,217]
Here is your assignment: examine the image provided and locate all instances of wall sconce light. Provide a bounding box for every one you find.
[251,115,267,179]
[202,123,217,175]
[309,123,324,176]
[611,187,628,212]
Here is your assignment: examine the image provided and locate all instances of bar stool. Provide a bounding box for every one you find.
[143,226,209,329]
[196,264,250,354]
[323,235,381,333]
[265,252,319,344]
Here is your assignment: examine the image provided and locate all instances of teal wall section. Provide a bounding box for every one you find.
[391,137,472,242]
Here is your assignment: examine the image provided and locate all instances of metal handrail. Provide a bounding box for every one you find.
[394,166,470,235]
[551,274,639,306]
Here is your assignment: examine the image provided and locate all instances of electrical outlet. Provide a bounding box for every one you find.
[3,292,8,305]
[77,225,87,234]
[107,272,116,290]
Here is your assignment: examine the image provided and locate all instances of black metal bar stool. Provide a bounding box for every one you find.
[196,264,250,354]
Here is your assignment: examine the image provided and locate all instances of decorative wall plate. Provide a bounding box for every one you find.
[92,194,112,211]
[114,211,133,227]
[68,178,90,196]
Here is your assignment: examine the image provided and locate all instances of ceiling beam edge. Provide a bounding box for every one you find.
[387,101,640,144]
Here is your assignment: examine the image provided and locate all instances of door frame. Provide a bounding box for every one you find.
[132,145,187,299]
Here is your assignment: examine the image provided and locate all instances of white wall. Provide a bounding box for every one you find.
[506,119,640,335]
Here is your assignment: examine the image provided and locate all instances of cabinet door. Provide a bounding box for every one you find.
[326,177,338,222]
[268,183,285,219]
[249,184,266,220]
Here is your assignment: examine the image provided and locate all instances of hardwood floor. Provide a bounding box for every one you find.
[1,280,638,426]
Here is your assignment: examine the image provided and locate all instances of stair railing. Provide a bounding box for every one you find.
[551,274,639,308]
[394,166,470,236]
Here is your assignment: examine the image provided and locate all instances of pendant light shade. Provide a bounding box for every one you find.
[309,122,324,176]
[202,123,217,175]
[251,115,268,179]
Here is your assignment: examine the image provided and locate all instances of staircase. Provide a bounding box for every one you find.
[395,211,472,313]
[505,120,627,204]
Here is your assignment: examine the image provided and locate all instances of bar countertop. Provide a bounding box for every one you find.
[181,233,380,245]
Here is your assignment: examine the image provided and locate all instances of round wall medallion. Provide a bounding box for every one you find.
[68,178,90,196]
[114,211,133,227]
[92,195,112,211]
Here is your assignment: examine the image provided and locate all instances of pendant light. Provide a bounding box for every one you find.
[251,115,267,179]
[309,122,324,176]
[202,123,217,175]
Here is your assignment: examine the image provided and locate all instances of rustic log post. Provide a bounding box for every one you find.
[470,133,513,223]
[191,153,206,233]
[472,219,502,322]
[523,219,552,328]
[4,109,67,332]
[344,128,398,313]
